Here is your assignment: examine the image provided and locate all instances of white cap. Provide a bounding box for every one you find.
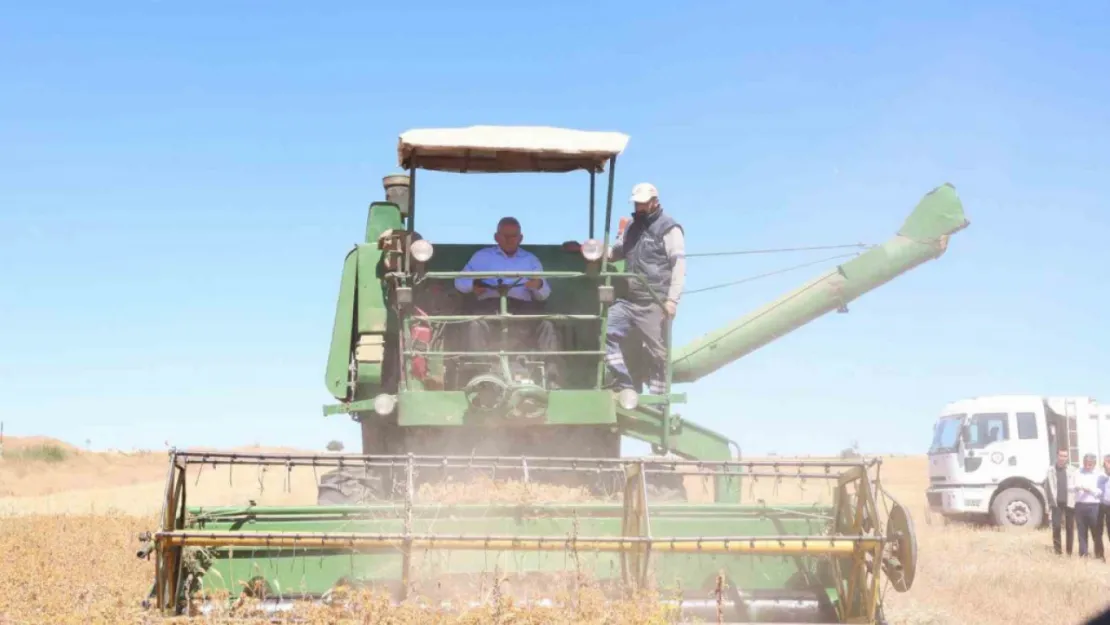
[629,182,658,203]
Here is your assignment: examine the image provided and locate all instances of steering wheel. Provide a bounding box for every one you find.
[472,277,527,294]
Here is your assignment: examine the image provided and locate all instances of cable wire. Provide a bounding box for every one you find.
[682,251,863,296]
[686,242,872,258]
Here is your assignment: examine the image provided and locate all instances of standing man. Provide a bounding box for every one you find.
[1044,448,1076,556]
[1075,452,1103,558]
[603,183,685,395]
[1096,455,1110,561]
[455,216,562,387]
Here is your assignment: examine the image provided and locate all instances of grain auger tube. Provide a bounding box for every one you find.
[142,448,916,624]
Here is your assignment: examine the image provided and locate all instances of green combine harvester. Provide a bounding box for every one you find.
[141,126,969,623]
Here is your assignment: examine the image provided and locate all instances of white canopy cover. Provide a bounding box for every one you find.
[397,125,630,173]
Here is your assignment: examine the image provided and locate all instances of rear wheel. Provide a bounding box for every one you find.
[990,487,1043,528]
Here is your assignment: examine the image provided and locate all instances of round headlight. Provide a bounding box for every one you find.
[410,239,434,262]
[373,393,397,415]
[581,238,603,262]
[617,388,639,411]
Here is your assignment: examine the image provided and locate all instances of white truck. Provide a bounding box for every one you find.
[925,395,1110,528]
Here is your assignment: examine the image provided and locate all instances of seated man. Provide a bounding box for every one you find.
[454,216,562,387]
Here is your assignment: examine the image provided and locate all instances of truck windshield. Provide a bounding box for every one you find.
[929,415,964,454]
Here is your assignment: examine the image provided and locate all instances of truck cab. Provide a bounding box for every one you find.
[926,395,1101,527]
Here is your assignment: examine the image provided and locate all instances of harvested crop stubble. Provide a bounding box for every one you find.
[0,512,679,624]
[191,584,679,625]
[0,514,153,624]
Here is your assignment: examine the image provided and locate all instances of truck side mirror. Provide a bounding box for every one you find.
[960,424,970,443]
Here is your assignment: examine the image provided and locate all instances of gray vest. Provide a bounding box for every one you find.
[620,208,682,304]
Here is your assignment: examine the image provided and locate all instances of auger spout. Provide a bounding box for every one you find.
[670,183,969,384]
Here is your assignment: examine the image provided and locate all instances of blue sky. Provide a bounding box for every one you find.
[2,2,1107,456]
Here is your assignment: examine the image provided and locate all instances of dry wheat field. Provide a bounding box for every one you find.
[2,436,1109,625]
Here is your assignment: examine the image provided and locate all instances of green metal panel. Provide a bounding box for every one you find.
[670,184,969,384]
[616,409,729,457]
[396,390,616,426]
[323,202,403,401]
[356,244,387,335]
[365,201,403,243]
[616,406,739,503]
[185,502,833,599]
[397,390,468,425]
[354,363,381,401]
[544,390,615,424]
[324,248,360,401]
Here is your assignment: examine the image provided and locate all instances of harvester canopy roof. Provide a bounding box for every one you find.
[397,125,630,173]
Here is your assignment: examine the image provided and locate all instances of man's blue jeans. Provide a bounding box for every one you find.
[605,299,667,394]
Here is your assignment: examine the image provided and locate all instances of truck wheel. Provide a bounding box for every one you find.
[991,487,1043,528]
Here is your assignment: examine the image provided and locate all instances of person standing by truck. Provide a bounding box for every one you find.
[1096,455,1110,561]
[1044,448,1076,556]
[1075,453,1103,558]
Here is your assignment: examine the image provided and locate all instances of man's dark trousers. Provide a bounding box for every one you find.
[1076,501,1100,557]
[1098,503,1110,561]
[1096,503,1110,560]
[604,299,666,394]
[464,297,561,385]
[1051,504,1075,555]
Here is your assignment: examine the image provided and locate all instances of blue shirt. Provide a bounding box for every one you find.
[454,246,551,302]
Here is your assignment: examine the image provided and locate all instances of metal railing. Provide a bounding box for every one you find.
[390,269,671,397]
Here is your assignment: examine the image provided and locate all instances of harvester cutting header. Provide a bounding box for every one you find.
[141,125,970,623]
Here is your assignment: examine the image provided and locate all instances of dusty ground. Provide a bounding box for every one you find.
[1,436,1108,624]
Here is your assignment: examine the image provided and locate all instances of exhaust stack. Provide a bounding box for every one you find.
[383,174,411,217]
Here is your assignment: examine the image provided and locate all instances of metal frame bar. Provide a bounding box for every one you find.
[589,169,596,239]
[827,463,886,623]
[156,531,881,554]
[165,448,880,472]
[154,453,189,615]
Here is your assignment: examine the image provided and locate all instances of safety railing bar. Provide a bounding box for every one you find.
[158,531,886,543]
[169,450,876,470]
[402,349,604,356]
[417,314,600,321]
[187,504,834,524]
[388,270,666,307]
[422,270,586,279]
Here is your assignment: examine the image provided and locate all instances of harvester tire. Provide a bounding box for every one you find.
[990,486,1043,528]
